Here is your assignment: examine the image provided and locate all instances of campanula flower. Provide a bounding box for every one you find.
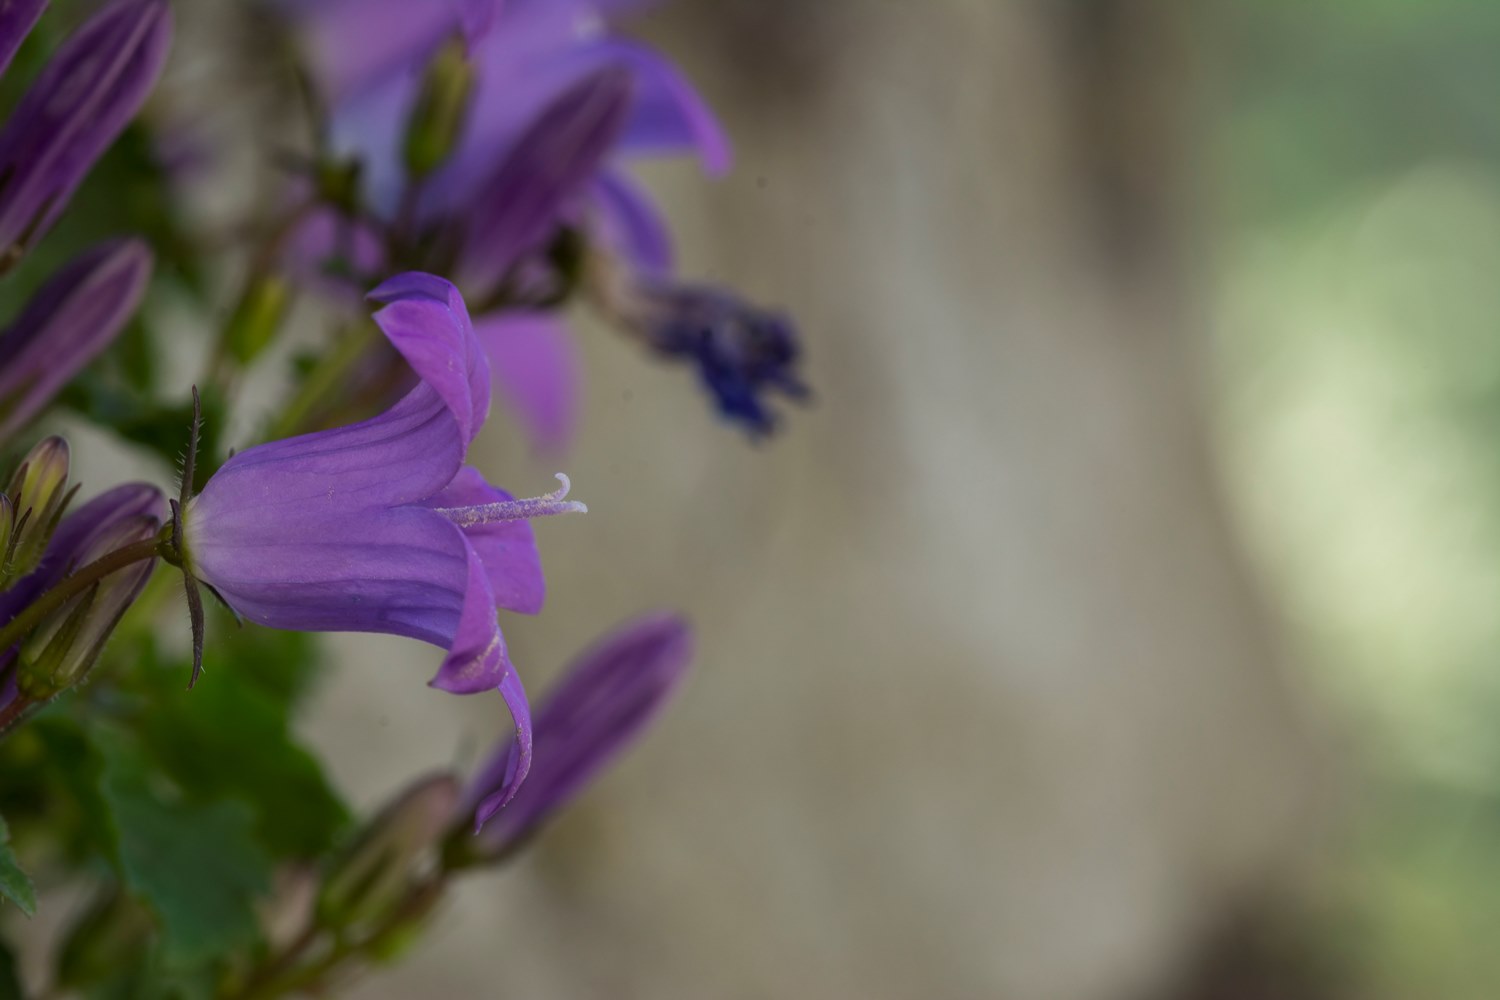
[0,240,153,443]
[0,0,172,265]
[466,611,692,851]
[179,274,586,803]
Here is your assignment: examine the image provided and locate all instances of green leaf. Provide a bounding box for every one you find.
[0,817,35,917]
[0,714,116,864]
[93,726,273,966]
[125,623,348,859]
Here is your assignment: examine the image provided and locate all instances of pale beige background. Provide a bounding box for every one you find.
[160,2,1328,997]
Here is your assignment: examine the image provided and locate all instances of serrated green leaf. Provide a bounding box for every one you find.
[0,817,35,917]
[93,726,272,966]
[134,673,349,858]
[123,622,347,859]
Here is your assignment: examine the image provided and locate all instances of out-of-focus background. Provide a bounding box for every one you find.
[173,1,1500,997]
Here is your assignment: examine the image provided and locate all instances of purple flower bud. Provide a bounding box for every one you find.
[469,612,693,853]
[1,435,76,587]
[457,65,633,297]
[0,0,172,261]
[0,0,47,82]
[181,274,588,799]
[16,510,160,699]
[0,483,165,697]
[0,240,152,442]
[629,282,808,437]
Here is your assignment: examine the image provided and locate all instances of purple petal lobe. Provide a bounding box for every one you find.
[473,668,535,826]
[0,240,152,441]
[428,531,511,693]
[473,311,580,455]
[601,40,731,174]
[591,168,674,277]
[370,273,491,447]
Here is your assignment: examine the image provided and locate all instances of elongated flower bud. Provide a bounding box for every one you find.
[0,240,152,443]
[221,273,291,366]
[465,613,693,859]
[0,0,47,82]
[0,0,171,264]
[317,773,459,932]
[1,436,75,587]
[457,66,634,297]
[15,512,159,699]
[403,35,475,179]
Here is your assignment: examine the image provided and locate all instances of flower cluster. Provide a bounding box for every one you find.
[0,1,786,992]
[273,0,810,445]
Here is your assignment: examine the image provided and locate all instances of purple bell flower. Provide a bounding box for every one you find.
[0,0,47,81]
[0,0,172,263]
[180,273,586,806]
[467,611,692,850]
[0,239,153,443]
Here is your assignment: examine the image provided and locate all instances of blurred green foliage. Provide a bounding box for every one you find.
[1217,3,1500,997]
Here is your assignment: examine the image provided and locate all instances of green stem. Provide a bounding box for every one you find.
[267,323,378,441]
[0,536,167,656]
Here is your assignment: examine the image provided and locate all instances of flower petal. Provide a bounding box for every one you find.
[189,504,472,650]
[192,386,466,526]
[429,531,516,693]
[472,311,581,455]
[590,168,674,276]
[599,40,731,175]
[370,273,491,447]
[473,669,535,825]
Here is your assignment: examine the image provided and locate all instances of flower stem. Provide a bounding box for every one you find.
[0,536,167,657]
[267,322,378,440]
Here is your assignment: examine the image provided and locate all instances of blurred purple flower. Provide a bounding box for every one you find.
[0,240,153,442]
[0,0,172,262]
[467,611,692,850]
[280,0,737,452]
[181,274,586,804]
[0,0,47,81]
[626,282,808,437]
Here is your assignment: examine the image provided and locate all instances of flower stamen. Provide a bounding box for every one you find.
[434,474,588,528]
